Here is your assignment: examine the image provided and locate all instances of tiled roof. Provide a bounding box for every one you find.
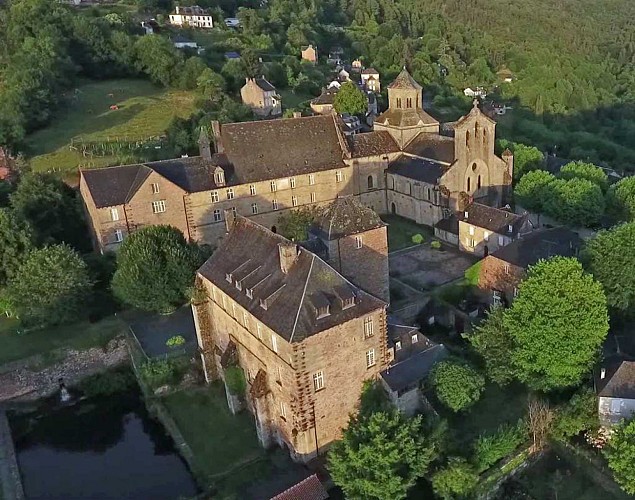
[219,115,348,184]
[311,88,338,105]
[376,108,439,128]
[310,196,384,240]
[361,67,379,75]
[380,344,448,392]
[460,203,527,235]
[490,227,582,268]
[387,67,422,90]
[81,156,229,208]
[349,131,400,158]
[198,217,385,342]
[598,361,635,399]
[387,154,448,184]
[271,474,328,500]
[403,132,455,164]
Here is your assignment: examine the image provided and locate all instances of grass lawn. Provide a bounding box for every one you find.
[162,384,265,479]
[0,316,124,367]
[381,214,433,252]
[464,260,482,286]
[279,89,314,111]
[26,79,198,175]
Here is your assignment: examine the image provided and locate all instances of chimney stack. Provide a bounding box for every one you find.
[198,128,212,160]
[464,211,469,219]
[210,121,224,154]
[600,367,606,379]
[175,5,180,13]
[278,243,299,274]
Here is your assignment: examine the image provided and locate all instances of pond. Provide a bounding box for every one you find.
[9,383,198,499]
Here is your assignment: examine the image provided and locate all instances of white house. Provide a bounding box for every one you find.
[597,361,635,427]
[169,6,213,28]
[361,68,380,93]
[464,87,487,98]
[224,17,241,28]
[172,35,198,50]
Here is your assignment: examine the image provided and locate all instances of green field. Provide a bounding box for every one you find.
[0,316,124,367]
[381,214,433,252]
[26,79,198,176]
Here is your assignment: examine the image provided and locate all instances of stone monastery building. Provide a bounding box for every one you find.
[80,67,513,254]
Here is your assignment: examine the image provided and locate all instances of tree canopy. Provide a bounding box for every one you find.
[559,161,609,191]
[111,225,207,313]
[431,360,485,412]
[431,457,479,500]
[604,419,635,495]
[328,410,435,500]
[333,81,368,115]
[582,222,635,314]
[514,170,556,213]
[607,177,635,223]
[0,208,34,287]
[499,140,544,181]
[5,244,92,328]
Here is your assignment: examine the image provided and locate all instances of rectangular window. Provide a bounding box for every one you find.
[363,317,374,338]
[466,237,475,248]
[484,231,490,242]
[309,174,315,185]
[221,294,226,310]
[313,371,324,391]
[469,225,475,236]
[355,235,363,249]
[271,334,278,353]
[256,323,262,340]
[280,401,286,419]
[231,207,237,217]
[498,235,505,246]
[226,188,234,200]
[152,200,166,213]
[270,181,277,192]
[151,183,160,194]
[366,348,376,368]
[249,184,256,196]
[289,177,296,189]
[411,334,418,344]
[110,208,119,221]
[395,341,402,350]
[213,209,222,222]
[504,263,510,274]
[336,171,343,183]
[243,311,249,329]
[493,291,503,306]
[292,196,298,207]
[114,229,123,243]
[310,192,317,203]
[231,302,236,318]
[272,200,279,210]
[211,191,219,202]
[277,366,283,385]
[251,203,258,214]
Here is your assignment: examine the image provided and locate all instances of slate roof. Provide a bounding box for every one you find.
[198,217,386,342]
[403,132,455,164]
[310,196,384,240]
[598,361,635,399]
[311,88,338,106]
[271,474,328,500]
[388,67,422,90]
[81,156,229,208]
[380,344,448,393]
[253,77,276,92]
[460,203,527,235]
[387,154,448,184]
[349,131,400,158]
[434,215,459,235]
[490,227,582,268]
[219,115,348,184]
[376,108,439,128]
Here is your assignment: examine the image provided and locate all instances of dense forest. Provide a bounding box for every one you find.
[0,0,634,170]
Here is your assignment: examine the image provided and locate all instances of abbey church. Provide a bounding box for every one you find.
[80,68,513,253]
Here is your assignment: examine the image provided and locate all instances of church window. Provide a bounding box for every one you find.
[427,188,431,200]
[467,177,471,192]
[483,128,488,147]
[406,97,412,108]
[466,131,470,147]
[408,183,412,196]
[477,175,482,189]
[475,122,480,137]
[472,162,477,172]
[367,175,374,189]
[396,98,402,108]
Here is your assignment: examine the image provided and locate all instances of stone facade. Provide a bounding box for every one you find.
[301,45,318,63]
[478,255,524,306]
[240,77,282,117]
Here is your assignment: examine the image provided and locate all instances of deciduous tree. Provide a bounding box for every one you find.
[604,419,635,494]
[513,170,555,212]
[333,81,368,116]
[607,177,635,222]
[431,360,485,412]
[328,410,435,500]
[431,457,479,500]
[111,225,207,313]
[559,161,609,191]
[0,208,34,286]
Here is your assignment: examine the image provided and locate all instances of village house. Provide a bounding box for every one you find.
[240,77,282,117]
[172,34,198,50]
[169,5,213,28]
[597,361,635,426]
[310,88,338,115]
[192,215,390,462]
[301,45,318,64]
[80,68,514,252]
[351,59,363,71]
[361,68,380,93]
[477,227,582,306]
[456,203,532,257]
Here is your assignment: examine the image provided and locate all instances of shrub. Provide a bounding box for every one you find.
[432,457,479,499]
[224,365,246,395]
[431,360,485,412]
[412,233,424,244]
[80,367,136,398]
[139,358,188,389]
[430,240,442,249]
[473,421,527,472]
[166,335,186,348]
[551,388,599,441]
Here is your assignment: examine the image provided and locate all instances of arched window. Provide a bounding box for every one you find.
[427,188,431,200]
[406,97,412,108]
[475,121,480,137]
[396,98,402,108]
[467,177,471,192]
[466,131,470,147]
[367,175,374,190]
[477,175,482,189]
[407,182,412,196]
[483,128,488,147]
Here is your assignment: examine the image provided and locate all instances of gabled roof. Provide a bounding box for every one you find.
[218,115,348,183]
[454,100,496,126]
[271,474,328,500]
[387,154,448,184]
[598,361,635,399]
[361,67,379,75]
[310,196,384,240]
[349,131,400,158]
[311,87,338,105]
[380,343,448,392]
[81,156,229,208]
[376,108,439,128]
[253,77,276,92]
[460,203,528,236]
[198,217,385,343]
[387,67,422,90]
[403,132,455,164]
[434,215,459,235]
[490,227,582,268]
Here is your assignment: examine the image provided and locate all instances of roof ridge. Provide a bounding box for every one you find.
[290,253,315,342]
[124,165,152,203]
